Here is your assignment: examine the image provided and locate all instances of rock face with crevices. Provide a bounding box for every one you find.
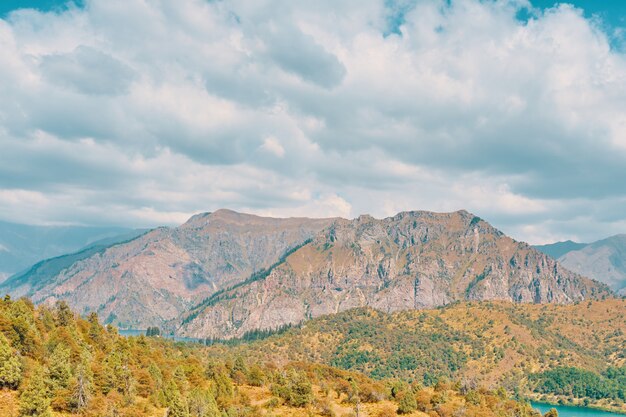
[178,210,610,339]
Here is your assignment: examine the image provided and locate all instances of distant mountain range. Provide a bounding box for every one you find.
[0,209,611,339]
[535,235,626,295]
[0,221,144,281]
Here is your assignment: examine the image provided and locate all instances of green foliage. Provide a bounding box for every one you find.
[465,390,482,406]
[19,365,51,417]
[531,366,626,401]
[188,387,220,417]
[146,326,161,337]
[396,390,418,414]
[210,367,235,408]
[247,364,265,387]
[47,343,72,391]
[1,295,621,416]
[164,380,190,417]
[0,332,22,388]
[319,310,472,383]
[54,301,74,327]
[271,369,313,407]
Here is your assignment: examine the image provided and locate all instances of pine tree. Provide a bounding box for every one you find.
[19,365,52,417]
[0,332,22,388]
[164,380,189,417]
[188,387,220,417]
[54,301,74,327]
[87,312,103,344]
[48,344,72,391]
[173,365,189,394]
[211,369,234,408]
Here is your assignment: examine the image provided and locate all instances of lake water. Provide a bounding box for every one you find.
[532,402,625,417]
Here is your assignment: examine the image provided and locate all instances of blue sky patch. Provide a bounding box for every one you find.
[0,0,83,17]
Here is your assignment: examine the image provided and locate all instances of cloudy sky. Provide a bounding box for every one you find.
[1,0,625,244]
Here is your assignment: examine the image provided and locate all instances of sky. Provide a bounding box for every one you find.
[0,0,626,245]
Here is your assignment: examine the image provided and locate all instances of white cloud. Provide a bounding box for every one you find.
[0,0,625,244]
[260,136,286,157]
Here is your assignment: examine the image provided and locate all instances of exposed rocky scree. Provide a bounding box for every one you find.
[0,209,611,337]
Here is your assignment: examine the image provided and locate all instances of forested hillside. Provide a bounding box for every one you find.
[0,296,545,417]
[207,299,626,413]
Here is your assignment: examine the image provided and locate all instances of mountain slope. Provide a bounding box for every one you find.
[0,221,135,281]
[0,296,545,417]
[179,210,611,339]
[536,235,626,295]
[206,298,626,412]
[1,228,149,298]
[0,209,334,328]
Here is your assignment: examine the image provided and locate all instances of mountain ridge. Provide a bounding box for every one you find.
[0,209,612,337]
[535,234,626,295]
[177,210,610,338]
[0,221,139,280]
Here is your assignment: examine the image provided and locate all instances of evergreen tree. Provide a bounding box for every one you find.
[173,365,189,394]
[188,387,220,417]
[164,380,189,417]
[87,312,103,344]
[0,332,22,388]
[19,366,52,417]
[8,299,40,357]
[211,369,234,408]
[54,301,74,327]
[47,344,72,391]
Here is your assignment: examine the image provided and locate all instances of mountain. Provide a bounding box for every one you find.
[535,235,626,295]
[2,228,149,300]
[534,240,587,260]
[0,209,335,328]
[207,298,626,413]
[0,209,611,336]
[177,210,610,339]
[0,221,138,281]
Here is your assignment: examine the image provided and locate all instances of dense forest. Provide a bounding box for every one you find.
[530,367,626,402]
[0,295,549,417]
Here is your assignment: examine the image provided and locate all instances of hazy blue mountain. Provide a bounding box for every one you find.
[535,235,626,295]
[2,228,149,296]
[534,240,587,260]
[0,221,139,280]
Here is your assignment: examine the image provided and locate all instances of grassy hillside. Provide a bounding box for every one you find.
[0,296,544,417]
[206,299,626,413]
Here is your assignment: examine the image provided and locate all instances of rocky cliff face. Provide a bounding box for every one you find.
[178,210,610,339]
[0,209,334,328]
